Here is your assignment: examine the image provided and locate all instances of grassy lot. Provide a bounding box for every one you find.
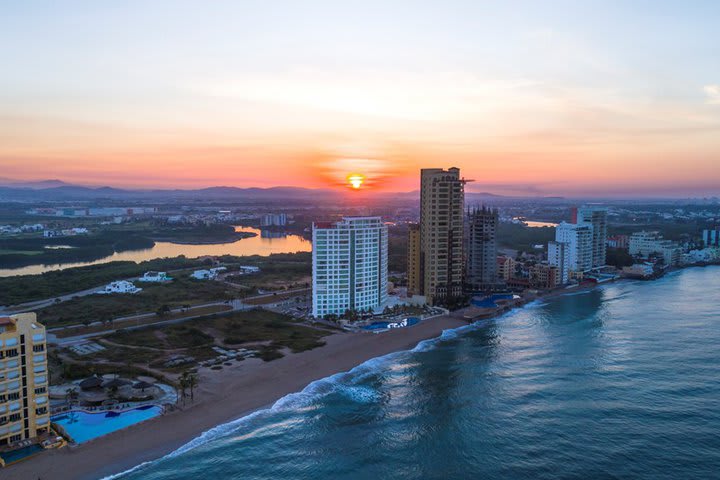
[497,223,556,254]
[108,323,214,349]
[225,255,311,293]
[243,289,310,305]
[37,278,234,327]
[197,309,331,356]
[62,309,334,375]
[52,304,232,338]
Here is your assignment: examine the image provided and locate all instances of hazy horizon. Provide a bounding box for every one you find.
[2,1,719,197]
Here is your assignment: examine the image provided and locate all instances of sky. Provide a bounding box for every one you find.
[1,0,719,197]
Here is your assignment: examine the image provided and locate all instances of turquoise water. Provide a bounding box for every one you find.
[53,406,162,444]
[362,317,420,330]
[0,444,43,465]
[114,267,720,479]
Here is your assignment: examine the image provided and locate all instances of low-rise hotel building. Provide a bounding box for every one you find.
[0,313,49,450]
[629,231,681,266]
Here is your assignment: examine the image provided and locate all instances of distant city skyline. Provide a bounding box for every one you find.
[2,1,720,197]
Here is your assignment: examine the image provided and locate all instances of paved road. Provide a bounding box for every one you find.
[0,285,106,314]
[52,299,251,346]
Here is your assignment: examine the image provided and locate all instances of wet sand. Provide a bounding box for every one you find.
[7,315,467,480]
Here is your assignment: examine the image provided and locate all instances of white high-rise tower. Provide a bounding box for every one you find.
[312,217,388,318]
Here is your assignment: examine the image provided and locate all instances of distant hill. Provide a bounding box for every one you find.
[0,182,346,202]
[0,178,71,189]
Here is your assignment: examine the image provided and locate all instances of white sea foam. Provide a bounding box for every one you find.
[101,306,534,479]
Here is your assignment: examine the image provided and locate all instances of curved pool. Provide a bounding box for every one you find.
[362,317,420,331]
[52,405,162,444]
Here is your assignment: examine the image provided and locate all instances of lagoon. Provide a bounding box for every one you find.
[0,227,311,277]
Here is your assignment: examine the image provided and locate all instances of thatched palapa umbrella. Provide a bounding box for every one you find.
[132,380,154,393]
[79,376,103,390]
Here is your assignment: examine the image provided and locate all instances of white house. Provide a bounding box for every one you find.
[98,280,142,294]
[191,269,213,280]
[191,266,227,280]
[138,271,172,282]
[239,265,260,274]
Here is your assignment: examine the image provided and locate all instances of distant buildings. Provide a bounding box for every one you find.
[261,213,287,227]
[238,265,261,274]
[27,207,157,217]
[496,255,517,282]
[408,167,466,305]
[98,280,142,294]
[549,222,594,284]
[43,227,88,237]
[138,271,172,282]
[577,207,608,267]
[548,241,568,284]
[0,313,50,450]
[530,263,560,289]
[466,206,499,291]
[629,231,681,266]
[312,217,388,318]
[0,224,44,235]
[681,247,720,265]
[702,226,720,247]
[622,263,655,278]
[606,234,629,249]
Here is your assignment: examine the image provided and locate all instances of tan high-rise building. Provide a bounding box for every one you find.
[417,167,466,305]
[406,223,421,296]
[0,313,50,450]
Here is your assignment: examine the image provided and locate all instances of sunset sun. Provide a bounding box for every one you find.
[347,173,365,189]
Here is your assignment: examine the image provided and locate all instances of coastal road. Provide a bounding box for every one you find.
[50,299,251,346]
[0,285,106,314]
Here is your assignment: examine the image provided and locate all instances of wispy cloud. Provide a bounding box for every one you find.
[704,85,720,104]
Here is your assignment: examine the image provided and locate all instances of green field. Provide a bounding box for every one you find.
[36,277,234,327]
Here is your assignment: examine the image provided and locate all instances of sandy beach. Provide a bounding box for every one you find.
[7,315,467,480]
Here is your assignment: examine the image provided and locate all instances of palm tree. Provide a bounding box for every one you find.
[187,373,198,402]
[65,387,79,408]
[65,387,79,423]
[178,372,189,405]
[108,385,119,402]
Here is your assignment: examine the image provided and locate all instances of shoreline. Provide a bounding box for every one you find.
[6,315,468,480]
[9,265,711,479]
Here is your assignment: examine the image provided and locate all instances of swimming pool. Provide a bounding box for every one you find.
[471,293,515,308]
[362,317,420,331]
[52,405,162,444]
[0,444,43,466]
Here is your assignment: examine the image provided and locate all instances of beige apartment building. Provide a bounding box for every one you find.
[409,167,466,305]
[406,223,422,296]
[0,313,50,450]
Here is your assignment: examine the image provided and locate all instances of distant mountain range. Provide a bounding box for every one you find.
[0,179,509,202]
[0,178,72,189]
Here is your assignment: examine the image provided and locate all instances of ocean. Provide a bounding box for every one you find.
[112,266,720,479]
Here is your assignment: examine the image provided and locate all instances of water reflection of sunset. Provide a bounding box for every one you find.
[0,228,311,277]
